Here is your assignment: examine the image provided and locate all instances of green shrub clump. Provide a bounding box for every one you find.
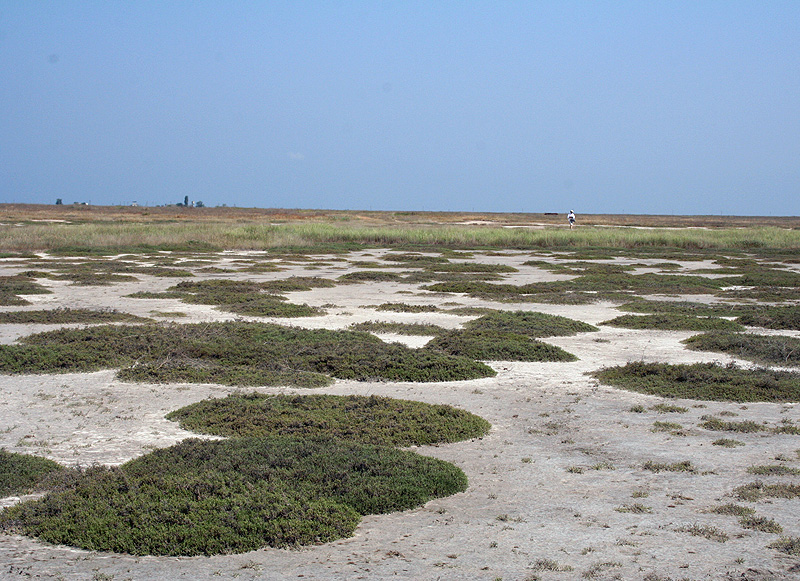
[601,314,744,332]
[166,393,491,446]
[593,361,800,402]
[426,330,576,362]
[464,310,598,337]
[0,322,495,385]
[0,450,65,497]
[683,332,800,367]
[0,436,467,555]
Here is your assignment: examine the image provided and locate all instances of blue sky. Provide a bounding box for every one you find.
[1,2,798,215]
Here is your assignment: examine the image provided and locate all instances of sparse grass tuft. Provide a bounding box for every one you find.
[739,515,783,534]
[642,460,695,473]
[710,504,755,517]
[769,536,800,555]
[747,465,800,476]
[733,481,800,501]
[712,438,745,448]
[678,524,728,542]
[700,416,765,433]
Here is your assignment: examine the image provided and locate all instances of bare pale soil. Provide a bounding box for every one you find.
[1,246,799,580]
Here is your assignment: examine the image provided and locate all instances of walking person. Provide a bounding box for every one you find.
[568,210,576,229]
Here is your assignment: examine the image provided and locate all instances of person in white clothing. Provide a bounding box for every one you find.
[568,210,576,229]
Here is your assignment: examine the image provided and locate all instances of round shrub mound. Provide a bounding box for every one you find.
[0,450,64,497]
[0,436,468,556]
[426,330,577,362]
[464,310,598,337]
[166,393,491,446]
[593,361,800,403]
[0,322,495,385]
[600,314,745,331]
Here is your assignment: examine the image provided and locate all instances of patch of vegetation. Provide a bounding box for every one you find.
[747,465,800,476]
[0,436,467,555]
[678,524,728,543]
[700,416,766,433]
[683,332,800,367]
[736,306,800,330]
[593,362,800,403]
[372,302,441,313]
[650,403,688,413]
[600,314,744,332]
[0,274,52,305]
[425,330,577,362]
[0,450,65,497]
[0,308,147,325]
[464,310,598,337]
[166,278,328,317]
[0,322,495,385]
[125,291,187,299]
[710,504,755,517]
[425,271,726,304]
[616,299,756,317]
[734,481,800,501]
[712,438,745,448]
[769,537,800,555]
[166,393,491,447]
[615,503,652,513]
[652,421,684,434]
[739,515,783,534]
[338,271,405,283]
[642,460,695,473]
[348,321,446,335]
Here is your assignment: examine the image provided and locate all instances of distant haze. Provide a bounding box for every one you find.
[1,2,798,216]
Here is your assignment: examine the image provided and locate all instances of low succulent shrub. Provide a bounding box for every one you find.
[736,306,800,330]
[601,314,744,332]
[0,436,467,555]
[0,322,496,385]
[683,332,800,367]
[426,329,577,362]
[593,362,800,403]
[166,393,491,446]
[0,450,65,497]
[464,310,598,337]
[0,308,147,325]
[0,274,51,305]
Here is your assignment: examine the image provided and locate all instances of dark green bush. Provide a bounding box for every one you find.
[464,310,598,337]
[736,306,800,330]
[593,361,800,402]
[683,332,800,367]
[426,330,577,362]
[0,450,65,497]
[0,437,467,556]
[0,322,495,384]
[166,393,491,446]
[601,314,744,331]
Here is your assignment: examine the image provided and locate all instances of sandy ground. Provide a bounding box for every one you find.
[1,250,799,580]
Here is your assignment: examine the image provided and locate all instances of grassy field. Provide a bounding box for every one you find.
[1,204,799,253]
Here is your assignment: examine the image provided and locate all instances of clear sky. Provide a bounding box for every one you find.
[1,2,798,215]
